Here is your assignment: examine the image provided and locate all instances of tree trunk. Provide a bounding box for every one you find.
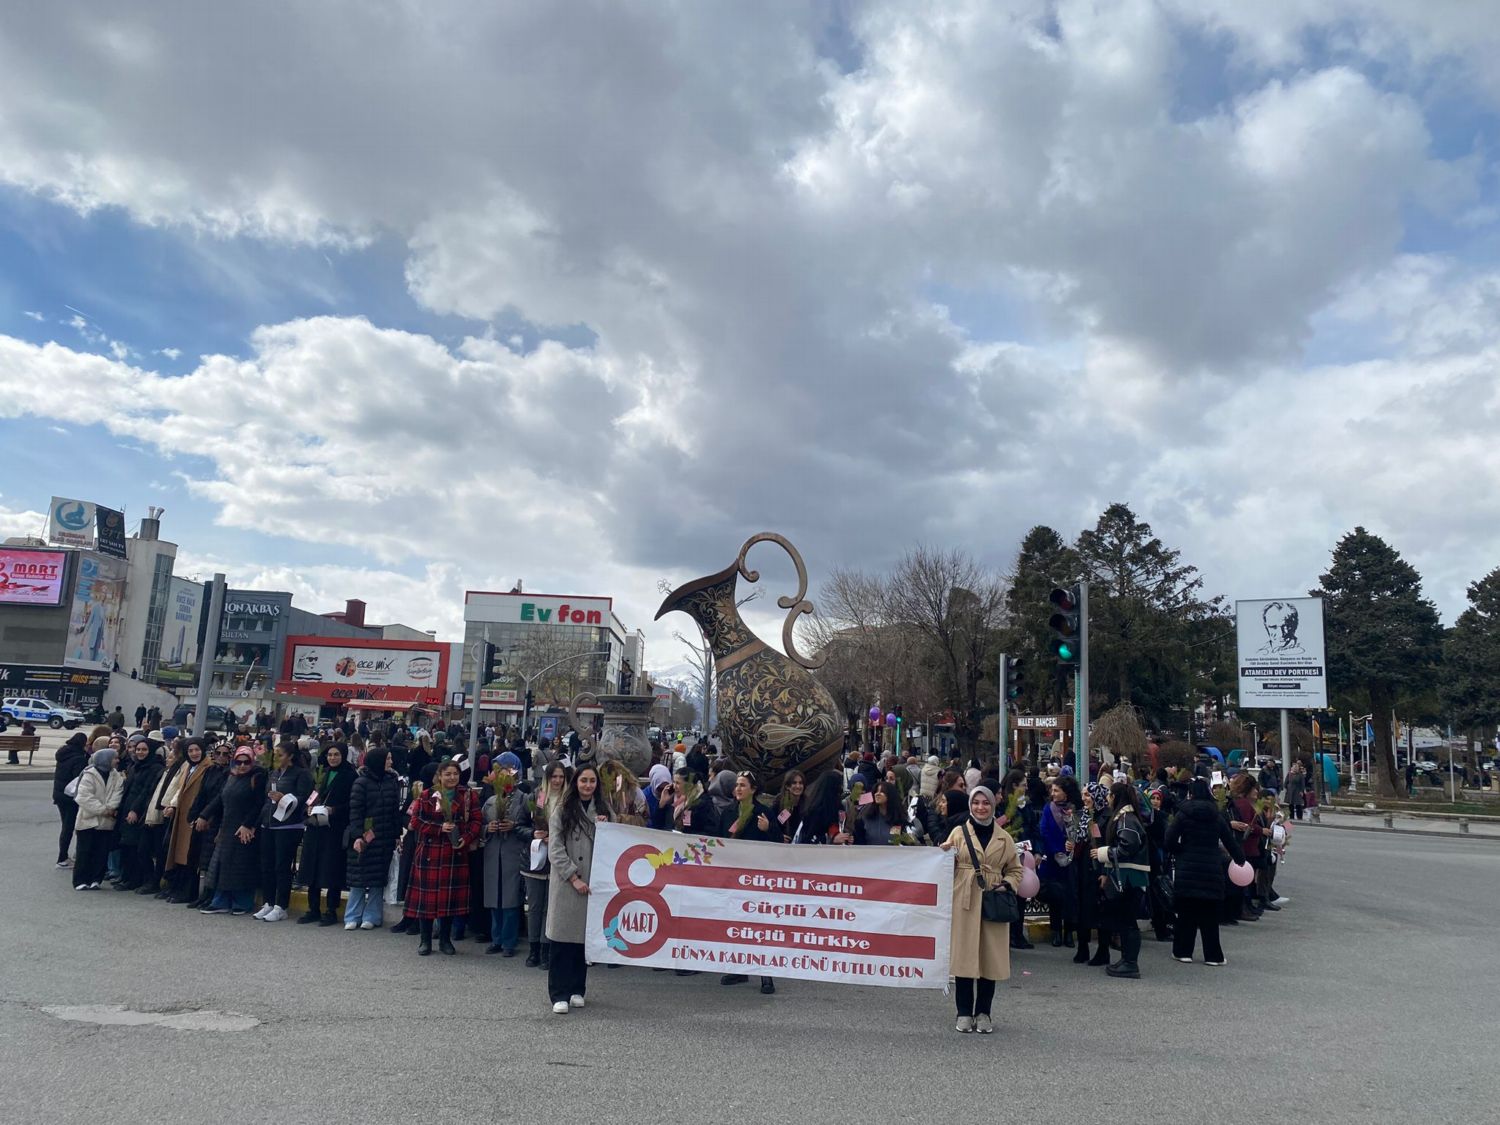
[1368,683,1400,800]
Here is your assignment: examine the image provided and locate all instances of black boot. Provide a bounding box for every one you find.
[1050,929,1064,948]
[1106,961,1140,979]
[1073,941,1090,964]
[1087,941,1111,967]
[418,918,433,956]
[760,977,776,994]
[391,915,414,935]
[524,942,541,967]
[438,918,457,956]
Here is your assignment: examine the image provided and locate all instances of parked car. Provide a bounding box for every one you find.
[1,696,86,729]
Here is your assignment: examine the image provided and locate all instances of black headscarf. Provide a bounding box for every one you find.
[361,748,388,780]
[941,789,969,835]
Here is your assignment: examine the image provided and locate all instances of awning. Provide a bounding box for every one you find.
[342,700,427,713]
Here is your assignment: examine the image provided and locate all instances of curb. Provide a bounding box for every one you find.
[1298,820,1500,843]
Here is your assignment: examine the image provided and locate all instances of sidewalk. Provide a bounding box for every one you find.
[1301,807,1500,841]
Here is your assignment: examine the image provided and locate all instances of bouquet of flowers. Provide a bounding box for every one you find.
[362,816,375,844]
[843,781,866,831]
[673,776,704,829]
[486,766,518,820]
[729,797,756,837]
[1000,787,1023,840]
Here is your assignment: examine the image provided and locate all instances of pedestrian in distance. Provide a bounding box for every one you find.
[344,748,402,931]
[1166,778,1246,966]
[257,742,313,922]
[481,751,530,957]
[116,738,164,892]
[163,739,211,903]
[299,743,356,926]
[941,786,1024,1034]
[523,760,569,968]
[73,747,125,889]
[546,764,613,1013]
[199,746,267,915]
[186,744,231,908]
[1092,782,1150,979]
[52,732,90,868]
[406,758,483,955]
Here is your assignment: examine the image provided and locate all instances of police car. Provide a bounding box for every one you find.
[0,696,87,729]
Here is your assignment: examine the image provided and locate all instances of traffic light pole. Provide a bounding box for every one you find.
[1075,583,1089,775]
[467,625,490,774]
[997,651,1009,773]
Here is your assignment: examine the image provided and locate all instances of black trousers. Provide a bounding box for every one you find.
[300,828,343,914]
[1102,887,1142,963]
[548,941,588,1002]
[954,977,996,1017]
[1173,897,1224,963]
[261,829,302,907]
[122,830,154,887]
[74,827,110,887]
[56,802,78,864]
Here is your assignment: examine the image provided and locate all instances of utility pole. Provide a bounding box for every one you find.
[191,574,225,740]
[1076,582,1090,772]
[467,625,489,776]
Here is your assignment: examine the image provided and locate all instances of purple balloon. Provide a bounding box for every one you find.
[885,712,898,727]
[868,706,882,722]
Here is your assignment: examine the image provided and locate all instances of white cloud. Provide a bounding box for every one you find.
[22,310,43,321]
[0,0,1498,651]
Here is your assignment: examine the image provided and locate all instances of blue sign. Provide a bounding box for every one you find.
[539,715,558,742]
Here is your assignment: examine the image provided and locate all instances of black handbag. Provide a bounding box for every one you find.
[962,825,1021,924]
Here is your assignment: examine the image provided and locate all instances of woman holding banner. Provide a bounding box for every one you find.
[546,765,614,1014]
[941,786,1024,1034]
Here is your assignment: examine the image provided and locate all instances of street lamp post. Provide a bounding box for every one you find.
[515,649,613,753]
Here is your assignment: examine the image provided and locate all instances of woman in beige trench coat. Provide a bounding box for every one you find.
[942,786,1024,1035]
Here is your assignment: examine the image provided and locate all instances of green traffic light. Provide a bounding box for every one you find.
[1057,641,1074,661]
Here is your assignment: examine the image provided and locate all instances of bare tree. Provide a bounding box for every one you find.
[881,547,1009,756]
[511,629,607,706]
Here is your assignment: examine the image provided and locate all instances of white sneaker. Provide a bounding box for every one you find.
[1174,956,1194,964]
[1204,958,1226,967]
[359,921,375,930]
[74,883,87,891]
[551,1001,569,1014]
[974,1015,993,1034]
[1272,896,1290,906]
[263,906,287,922]
[57,860,72,869]
[569,994,585,1009]
[955,1016,975,1033]
[344,922,358,931]
[253,904,273,920]
[88,882,101,889]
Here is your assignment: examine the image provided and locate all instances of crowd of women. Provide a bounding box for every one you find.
[49,723,1293,1030]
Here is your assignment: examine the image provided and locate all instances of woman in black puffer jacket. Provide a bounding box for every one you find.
[343,749,402,929]
[1164,779,1245,967]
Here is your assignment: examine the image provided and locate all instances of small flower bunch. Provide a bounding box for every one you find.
[843,781,866,828]
[1001,788,1024,840]
[362,816,375,844]
[730,797,756,837]
[486,766,518,812]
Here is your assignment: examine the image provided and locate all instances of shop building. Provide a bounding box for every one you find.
[461,590,639,717]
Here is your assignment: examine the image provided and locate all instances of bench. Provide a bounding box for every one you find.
[0,735,41,766]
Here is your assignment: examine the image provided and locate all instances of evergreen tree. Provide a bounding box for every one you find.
[1314,528,1442,799]
[1075,503,1215,726]
[1441,567,1500,733]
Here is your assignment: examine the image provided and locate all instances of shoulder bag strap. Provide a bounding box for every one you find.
[960,824,988,889]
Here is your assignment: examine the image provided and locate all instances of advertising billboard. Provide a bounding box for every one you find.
[64,553,126,671]
[47,496,95,549]
[164,576,202,667]
[95,505,127,559]
[0,547,67,606]
[1235,597,1328,709]
[279,636,449,705]
[464,591,612,626]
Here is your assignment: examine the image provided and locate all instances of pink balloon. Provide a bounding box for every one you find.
[1020,850,1037,870]
[1017,866,1041,899]
[1228,861,1255,887]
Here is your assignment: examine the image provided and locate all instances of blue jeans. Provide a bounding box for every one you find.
[491,907,521,951]
[344,887,383,927]
[211,889,255,912]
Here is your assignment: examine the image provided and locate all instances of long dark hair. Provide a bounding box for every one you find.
[559,766,611,840]
[863,780,902,824]
[1109,781,1141,814]
[1052,776,1082,806]
[800,772,844,840]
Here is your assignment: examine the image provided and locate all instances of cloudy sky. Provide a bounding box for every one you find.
[2,1,1498,672]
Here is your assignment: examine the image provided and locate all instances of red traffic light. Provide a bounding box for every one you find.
[1049,587,1077,613]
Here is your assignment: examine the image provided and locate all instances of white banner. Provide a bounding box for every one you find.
[47,496,96,549]
[288,642,440,688]
[1236,597,1328,709]
[584,823,953,989]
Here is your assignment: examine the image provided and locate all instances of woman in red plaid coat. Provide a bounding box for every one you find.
[407,760,483,956]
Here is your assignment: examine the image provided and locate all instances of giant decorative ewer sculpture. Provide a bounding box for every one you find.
[656,532,843,793]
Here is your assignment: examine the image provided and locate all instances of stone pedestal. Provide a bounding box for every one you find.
[569,693,654,776]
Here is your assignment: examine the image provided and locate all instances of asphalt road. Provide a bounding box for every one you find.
[0,780,1493,1125]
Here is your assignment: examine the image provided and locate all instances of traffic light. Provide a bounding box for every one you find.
[1004,655,1024,700]
[481,642,506,685]
[1049,585,1081,664]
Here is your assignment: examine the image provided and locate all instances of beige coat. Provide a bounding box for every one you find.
[75,766,125,832]
[944,822,1025,981]
[145,765,184,827]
